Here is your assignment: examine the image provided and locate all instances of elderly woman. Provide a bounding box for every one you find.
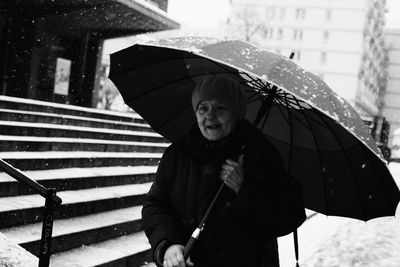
[142,75,306,267]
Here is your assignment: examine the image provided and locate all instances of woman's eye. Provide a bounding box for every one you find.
[197,106,208,114]
[216,105,227,111]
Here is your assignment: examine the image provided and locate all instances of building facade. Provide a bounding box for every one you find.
[383,29,400,158]
[227,0,387,120]
[0,0,179,108]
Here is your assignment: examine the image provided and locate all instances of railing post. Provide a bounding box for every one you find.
[0,159,62,267]
[38,188,58,267]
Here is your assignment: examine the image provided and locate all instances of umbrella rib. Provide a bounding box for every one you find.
[284,104,329,130]
[279,93,302,108]
[259,100,272,130]
[272,98,291,125]
[318,114,368,220]
[295,98,330,216]
[242,77,265,89]
[274,98,311,131]
[275,96,329,130]
[239,72,268,89]
[284,93,294,172]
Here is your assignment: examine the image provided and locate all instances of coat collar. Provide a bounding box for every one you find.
[184,119,254,162]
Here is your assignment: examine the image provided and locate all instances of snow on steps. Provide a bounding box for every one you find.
[0,166,157,196]
[0,183,152,228]
[0,95,144,122]
[0,96,165,266]
[0,151,162,170]
[0,120,164,143]
[2,206,145,255]
[0,183,152,213]
[0,135,168,152]
[0,108,152,131]
[50,231,151,267]
[0,232,38,267]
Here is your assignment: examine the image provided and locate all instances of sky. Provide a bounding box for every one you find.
[167,0,230,29]
[386,0,400,28]
[168,0,400,29]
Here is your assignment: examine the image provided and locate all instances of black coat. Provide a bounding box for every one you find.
[142,120,306,267]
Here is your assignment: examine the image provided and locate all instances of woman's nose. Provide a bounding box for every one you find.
[205,108,216,118]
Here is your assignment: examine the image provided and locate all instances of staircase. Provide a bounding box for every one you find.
[0,95,169,266]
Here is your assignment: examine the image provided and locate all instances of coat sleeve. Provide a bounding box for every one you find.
[228,135,306,237]
[141,144,186,259]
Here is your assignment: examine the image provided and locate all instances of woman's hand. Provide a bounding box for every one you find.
[220,154,244,194]
[163,244,194,267]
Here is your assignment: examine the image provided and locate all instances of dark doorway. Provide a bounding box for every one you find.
[0,16,8,96]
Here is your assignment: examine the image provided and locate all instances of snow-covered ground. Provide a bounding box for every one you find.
[278,162,400,267]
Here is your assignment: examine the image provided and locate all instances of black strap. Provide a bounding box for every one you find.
[294,229,300,267]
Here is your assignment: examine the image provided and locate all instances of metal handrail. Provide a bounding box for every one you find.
[0,158,62,267]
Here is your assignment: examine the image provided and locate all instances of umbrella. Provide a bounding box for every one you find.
[109,36,400,221]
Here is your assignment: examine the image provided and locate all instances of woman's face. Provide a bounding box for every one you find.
[195,99,237,141]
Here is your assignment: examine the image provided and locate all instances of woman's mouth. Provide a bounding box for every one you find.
[206,124,220,130]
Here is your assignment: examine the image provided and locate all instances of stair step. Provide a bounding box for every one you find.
[0,183,152,228]
[0,108,151,131]
[2,206,144,255]
[0,151,162,170]
[0,135,168,152]
[0,95,144,123]
[0,121,165,143]
[0,95,161,265]
[49,231,151,267]
[0,232,38,267]
[0,166,157,196]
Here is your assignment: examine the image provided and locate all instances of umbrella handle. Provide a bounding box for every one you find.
[183,226,203,260]
[183,183,225,260]
[183,143,247,259]
[182,141,249,260]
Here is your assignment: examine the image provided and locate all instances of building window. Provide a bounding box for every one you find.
[279,7,286,20]
[277,28,284,40]
[320,52,327,64]
[325,9,332,22]
[293,29,303,40]
[295,8,306,20]
[262,27,274,39]
[323,30,329,43]
[266,7,276,20]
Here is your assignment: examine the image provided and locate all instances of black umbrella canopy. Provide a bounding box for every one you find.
[109,36,400,221]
